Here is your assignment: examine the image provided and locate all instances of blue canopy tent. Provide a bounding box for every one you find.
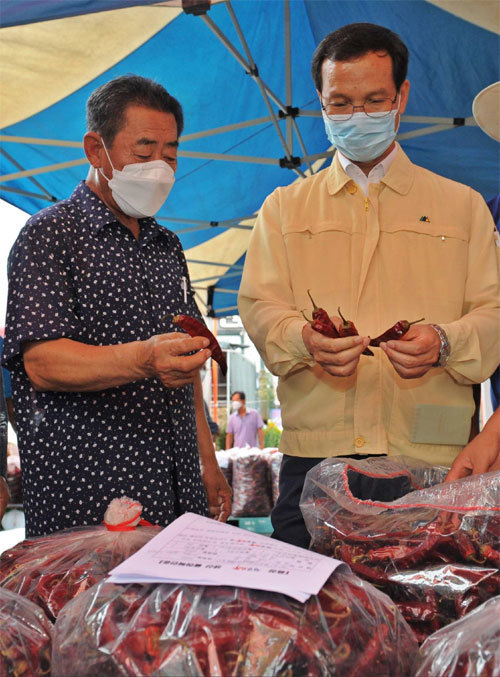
[1,0,498,316]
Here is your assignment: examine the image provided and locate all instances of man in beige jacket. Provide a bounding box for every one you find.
[238,23,500,547]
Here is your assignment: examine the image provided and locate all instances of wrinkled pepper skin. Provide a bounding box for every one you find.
[370,318,425,347]
[173,314,227,376]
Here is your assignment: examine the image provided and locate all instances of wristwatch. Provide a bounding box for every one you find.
[430,324,450,367]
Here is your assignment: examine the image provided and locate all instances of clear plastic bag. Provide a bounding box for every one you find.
[301,456,500,642]
[230,449,273,517]
[0,515,159,621]
[52,571,418,676]
[416,596,500,676]
[0,587,52,676]
[270,450,283,506]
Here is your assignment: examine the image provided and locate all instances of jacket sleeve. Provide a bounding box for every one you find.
[441,189,500,385]
[238,189,315,377]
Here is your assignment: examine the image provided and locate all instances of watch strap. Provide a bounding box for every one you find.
[430,324,450,367]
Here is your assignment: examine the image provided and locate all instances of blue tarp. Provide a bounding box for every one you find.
[1,1,498,315]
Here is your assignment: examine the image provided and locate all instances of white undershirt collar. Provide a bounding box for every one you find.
[338,144,398,195]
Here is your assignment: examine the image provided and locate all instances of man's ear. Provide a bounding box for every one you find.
[83,132,104,168]
[399,79,410,115]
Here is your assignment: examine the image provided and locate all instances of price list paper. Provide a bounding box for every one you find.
[107,512,348,602]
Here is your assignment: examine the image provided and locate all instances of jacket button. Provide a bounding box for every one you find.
[354,436,365,448]
[347,183,357,194]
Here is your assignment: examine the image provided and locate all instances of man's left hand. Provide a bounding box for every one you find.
[380,324,441,379]
[201,462,232,522]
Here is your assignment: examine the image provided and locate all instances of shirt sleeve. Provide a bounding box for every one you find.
[256,411,264,428]
[441,190,500,385]
[238,189,315,377]
[2,209,84,369]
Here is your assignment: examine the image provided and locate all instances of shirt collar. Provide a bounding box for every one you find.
[69,181,172,245]
[337,144,398,184]
[327,143,415,196]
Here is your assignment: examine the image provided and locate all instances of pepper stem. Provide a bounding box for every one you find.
[337,307,348,324]
[407,317,425,328]
[301,310,313,325]
[306,289,320,312]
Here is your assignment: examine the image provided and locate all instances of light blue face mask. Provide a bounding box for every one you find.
[323,106,400,162]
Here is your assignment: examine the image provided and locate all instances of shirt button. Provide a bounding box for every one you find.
[347,183,357,194]
[354,436,365,448]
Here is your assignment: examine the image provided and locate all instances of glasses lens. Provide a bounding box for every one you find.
[364,98,394,118]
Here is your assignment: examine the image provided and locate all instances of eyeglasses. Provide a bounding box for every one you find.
[322,93,399,122]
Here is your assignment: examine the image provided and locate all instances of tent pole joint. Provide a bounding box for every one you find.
[182,0,210,16]
[279,156,301,170]
[278,106,299,119]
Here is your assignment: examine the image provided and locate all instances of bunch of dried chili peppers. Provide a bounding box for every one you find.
[51,574,418,676]
[415,597,500,676]
[304,290,424,350]
[0,521,159,622]
[0,587,52,677]
[301,457,500,644]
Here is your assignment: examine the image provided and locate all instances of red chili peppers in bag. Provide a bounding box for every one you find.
[369,317,425,347]
[173,314,227,375]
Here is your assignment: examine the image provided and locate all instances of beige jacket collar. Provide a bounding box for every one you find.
[327,143,415,196]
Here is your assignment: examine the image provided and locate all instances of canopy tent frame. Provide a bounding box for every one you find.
[0,0,496,317]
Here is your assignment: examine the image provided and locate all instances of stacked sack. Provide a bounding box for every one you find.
[301,456,499,643]
[216,448,282,517]
[0,497,159,621]
[0,587,52,676]
[51,571,419,676]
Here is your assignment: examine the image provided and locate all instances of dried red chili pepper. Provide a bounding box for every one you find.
[337,307,374,356]
[172,314,227,376]
[479,544,500,567]
[306,290,340,338]
[301,311,340,339]
[370,317,425,347]
[346,623,389,677]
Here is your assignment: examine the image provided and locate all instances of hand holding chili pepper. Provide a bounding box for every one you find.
[141,333,212,388]
[379,323,442,380]
[302,322,370,378]
[370,318,425,347]
[338,308,374,356]
[172,314,228,376]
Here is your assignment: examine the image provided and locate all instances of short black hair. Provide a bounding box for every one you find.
[231,391,246,401]
[311,23,409,92]
[86,74,184,147]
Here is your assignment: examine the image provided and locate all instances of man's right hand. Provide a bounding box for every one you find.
[302,321,370,377]
[140,333,212,388]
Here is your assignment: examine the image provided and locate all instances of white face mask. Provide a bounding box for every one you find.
[99,142,175,218]
[231,400,243,411]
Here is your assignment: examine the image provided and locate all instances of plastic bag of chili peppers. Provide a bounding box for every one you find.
[301,456,500,643]
[0,497,160,622]
[51,571,418,676]
[0,587,52,676]
[415,596,500,677]
[230,449,273,517]
[270,450,283,505]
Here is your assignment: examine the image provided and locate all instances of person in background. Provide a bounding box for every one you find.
[2,75,231,537]
[239,23,500,548]
[226,391,265,449]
